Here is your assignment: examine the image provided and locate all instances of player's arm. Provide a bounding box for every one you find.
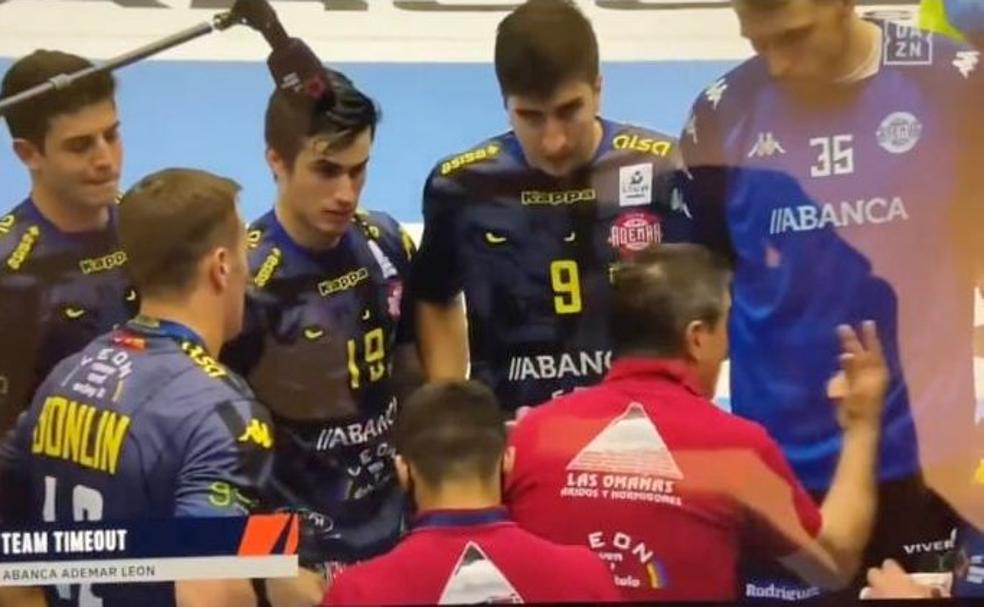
[415,296,468,380]
[778,322,886,587]
[412,172,469,380]
[174,398,324,607]
[0,587,46,607]
[677,98,735,263]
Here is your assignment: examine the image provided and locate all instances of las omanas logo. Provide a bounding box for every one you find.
[439,542,523,604]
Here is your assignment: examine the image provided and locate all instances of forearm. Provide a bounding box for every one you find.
[0,587,46,607]
[818,424,880,579]
[415,297,469,380]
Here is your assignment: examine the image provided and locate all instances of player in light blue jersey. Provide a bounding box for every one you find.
[680,0,984,598]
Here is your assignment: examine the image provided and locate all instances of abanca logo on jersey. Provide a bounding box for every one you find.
[768,197,909,235]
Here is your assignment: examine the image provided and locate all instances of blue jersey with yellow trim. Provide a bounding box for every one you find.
[0,317,273,606]
[680,22,984,489]
[0,198,136,432]
[414,118,691,412]
[222,209,416,564]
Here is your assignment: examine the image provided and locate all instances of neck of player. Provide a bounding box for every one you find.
[413,477,503,513]
[833,17,883,83]
[274,200,343,251]
[32,183,110,233]
[138,297,224,357]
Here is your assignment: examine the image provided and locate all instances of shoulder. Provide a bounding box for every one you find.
[603,119,679,164]
[424,131,519,197]
[0,201,44,271]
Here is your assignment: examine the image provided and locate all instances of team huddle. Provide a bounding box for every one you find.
[0,0,982,605]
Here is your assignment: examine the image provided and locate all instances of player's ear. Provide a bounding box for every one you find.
[266,147,288,183]
[12,138,43,171]
[394,454,411,492]
[683,319,706,363]
[209,247,231,291]
[501,446,516,476]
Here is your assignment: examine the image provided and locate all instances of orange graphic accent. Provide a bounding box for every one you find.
[284,515,299,556]
[237,514,292,556]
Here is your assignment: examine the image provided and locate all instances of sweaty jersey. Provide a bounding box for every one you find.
[0,198,135,432]
[680,21,984,489]
[505,358,823,602]
[0,316,273,607]
[323,508,621,605]
[222,209,416,564]
[414,118,692,412]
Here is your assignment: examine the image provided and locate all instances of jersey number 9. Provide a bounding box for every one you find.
[550,260,583,315]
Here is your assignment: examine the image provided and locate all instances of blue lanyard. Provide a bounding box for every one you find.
[413,508,510,530]
[125,315,206,349]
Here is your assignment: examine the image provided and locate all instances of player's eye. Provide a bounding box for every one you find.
[103,127,120,144]
[64,137,92,154]
[484,231,508,245]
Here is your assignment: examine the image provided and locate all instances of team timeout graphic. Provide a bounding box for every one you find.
[561,403,683,507]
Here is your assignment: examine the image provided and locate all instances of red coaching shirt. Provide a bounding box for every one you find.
[506,358,824,601]
[323,508,620,605]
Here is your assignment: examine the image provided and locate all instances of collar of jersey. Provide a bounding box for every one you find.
[412,507,511,531]
[23,197,118,240]
[605,357,705,397]
[504,116,615,171]
[268,208,351,262]
[124,315,207,349]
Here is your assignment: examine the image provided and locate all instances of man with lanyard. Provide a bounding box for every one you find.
[412,0,692,415]
[0,50,136,434]
[0,168,323,607]
[679,0,984,596]
[324,380,620,605]
[222,64,421,581]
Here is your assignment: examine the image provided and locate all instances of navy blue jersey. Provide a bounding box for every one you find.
[0,198,136,432]
[680,22,984,489]
[0,316,273,606]
[222,209,416,564]
[414,118,692,412]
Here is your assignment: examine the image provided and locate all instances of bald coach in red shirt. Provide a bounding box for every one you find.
[506,243,889,601]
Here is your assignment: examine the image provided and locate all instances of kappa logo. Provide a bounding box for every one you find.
[568,402,683,480]
[439,542,523,604]
[747,132,787,158]
[704,78,728,110]
[954,50,980,79]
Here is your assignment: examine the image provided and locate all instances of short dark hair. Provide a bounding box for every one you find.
[395,381,507,488]
[264,69,380,169]
[119,168,241,298]
[1,50,116,149]
[495,0,600,99]
[611,244,732,357]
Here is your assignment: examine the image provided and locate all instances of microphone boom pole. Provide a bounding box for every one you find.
[0,10,239,119]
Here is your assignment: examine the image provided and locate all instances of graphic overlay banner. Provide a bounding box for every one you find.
[0,514,298,586]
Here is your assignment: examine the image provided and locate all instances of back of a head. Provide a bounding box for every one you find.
[395,381,508,489]
[611,244,732,358]
[495,0,600,99]
[119,168,241,299]
[1,49,115,148]
[265,68,380,168]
